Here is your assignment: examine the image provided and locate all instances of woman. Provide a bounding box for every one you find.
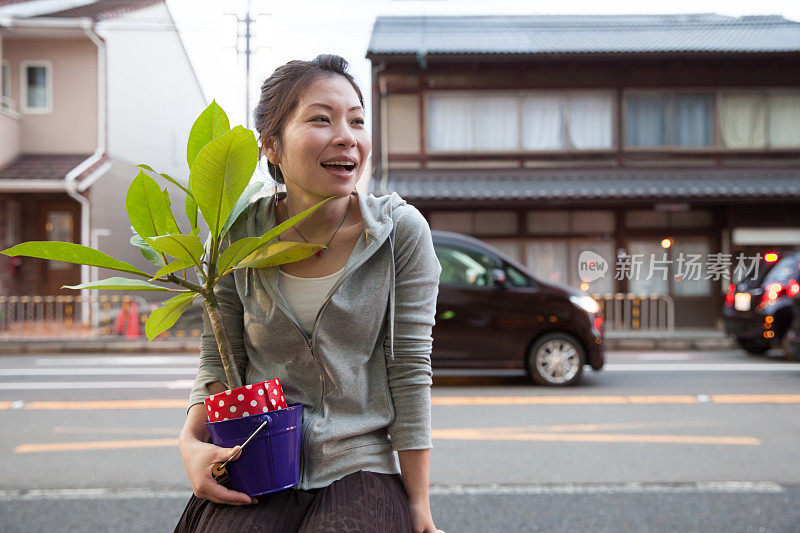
[175,54,445,533]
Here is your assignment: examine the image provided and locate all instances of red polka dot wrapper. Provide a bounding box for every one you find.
[258,378,287,411]
[204,383,269,422]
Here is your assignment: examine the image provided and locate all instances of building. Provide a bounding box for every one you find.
[366,14,800,328]
[0,0,206,311]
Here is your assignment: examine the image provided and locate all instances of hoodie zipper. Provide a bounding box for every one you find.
[276,229,380,489]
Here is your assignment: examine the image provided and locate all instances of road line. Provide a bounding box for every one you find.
[431,428,760,446]
[428,481,785,496]
[3,395,800,411]
[605,363,800,371]
[53,426,178,435]
[35,356,198,366]
[0,368,197,376]
[0,380,192,390]
[431,394,800,406]
[0,482,784,500]
[18,399,187,410]
[14,438,179,454]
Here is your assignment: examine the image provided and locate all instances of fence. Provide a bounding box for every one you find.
[592,293,675,332]
[0,294,202,340]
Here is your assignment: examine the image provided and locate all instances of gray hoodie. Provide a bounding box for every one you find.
[188,191,442,490]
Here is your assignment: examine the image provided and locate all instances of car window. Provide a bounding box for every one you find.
[762,255,800,286]
[505,264,531,287]
[434,244,498,287]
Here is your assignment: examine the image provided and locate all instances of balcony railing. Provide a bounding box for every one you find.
[0,95,19,117]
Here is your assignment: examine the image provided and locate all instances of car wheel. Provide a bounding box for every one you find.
[735,337,770,355]
[526,332,586,386]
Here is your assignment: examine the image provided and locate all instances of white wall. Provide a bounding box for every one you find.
[98,3,207,181]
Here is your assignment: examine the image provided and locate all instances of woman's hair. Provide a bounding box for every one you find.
[254,54,365,184]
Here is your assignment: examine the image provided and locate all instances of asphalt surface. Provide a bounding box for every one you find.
[1,348,799,532]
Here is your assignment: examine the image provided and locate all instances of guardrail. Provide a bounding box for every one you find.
[592,293,675,332]
[0,294,202,341]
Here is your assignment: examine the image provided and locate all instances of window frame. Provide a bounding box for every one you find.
[20,60,53,114]
[623,88,718,151]
[424,89,617,155]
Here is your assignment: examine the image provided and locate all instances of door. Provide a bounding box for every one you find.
[36,197,80,295]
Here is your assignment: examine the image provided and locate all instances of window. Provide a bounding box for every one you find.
[427,90,614,152]
[720,91,800,149]
[20,61,52,114]
[505,264,531,287]
[1,61,9,101]
[435,244,498,287]
[625,92,714,148]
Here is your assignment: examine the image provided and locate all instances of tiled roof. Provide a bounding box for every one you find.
[367,14,800,57]
[383,168,800,202]
[0,154,107,182]
[35,0,162,20]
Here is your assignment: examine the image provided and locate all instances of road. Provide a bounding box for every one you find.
[1,348,799,532]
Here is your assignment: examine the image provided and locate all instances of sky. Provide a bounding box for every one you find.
[165,0,800,136]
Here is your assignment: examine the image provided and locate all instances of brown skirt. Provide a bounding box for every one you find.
[174,470,413,533]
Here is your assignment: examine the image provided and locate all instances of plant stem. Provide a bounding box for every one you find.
[202,292,242,390]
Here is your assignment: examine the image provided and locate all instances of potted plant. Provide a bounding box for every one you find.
[1,101,331,494]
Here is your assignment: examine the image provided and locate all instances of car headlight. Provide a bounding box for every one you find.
[570,295,600,314]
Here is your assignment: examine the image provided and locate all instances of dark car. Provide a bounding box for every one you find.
[430,230,604,386]
[723,251,800,354]
[783,292,800,361]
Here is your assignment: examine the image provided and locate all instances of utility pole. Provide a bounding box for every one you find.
[243,0,252,129]
[227,0,270,129]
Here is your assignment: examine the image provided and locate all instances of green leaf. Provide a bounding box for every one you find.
[216,236,263,274]
[187,100,230,170]
[216,196,334,275]
[126,170,167,239]
[136,164,195,201]
[220,180,263,238]
[145,292,198,341]
[189,126,258,239]
[186,195,198,231]
[233,241,324,270]
[1,241,150,277]
[150,258,195,281]
[62,277,173,291]
[146,232,204,265]
[162,188,183,235]
[130,233,165,267]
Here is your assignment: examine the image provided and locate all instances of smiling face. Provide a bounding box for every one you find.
[265,74,371,201]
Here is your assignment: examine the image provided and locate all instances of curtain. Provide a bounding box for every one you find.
[568,93,613,149]
[720,93,766,148]
[625,95,668,147]
[674,94,713,147]
[522,95,564,150]
[26,66,47,109]
[627,240,669,296]
[473,95,519,150]
[427,93,472,151]
[671,237,711,296]
[769,93,800,148]
[525,240,568,285]
[570,239,615,293]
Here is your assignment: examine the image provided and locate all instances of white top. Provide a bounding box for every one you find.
[277,265,346,335]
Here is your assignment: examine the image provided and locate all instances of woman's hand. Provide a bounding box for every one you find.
[408,498,446,533]
[179,395,255,505]
[178,437,256,506]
